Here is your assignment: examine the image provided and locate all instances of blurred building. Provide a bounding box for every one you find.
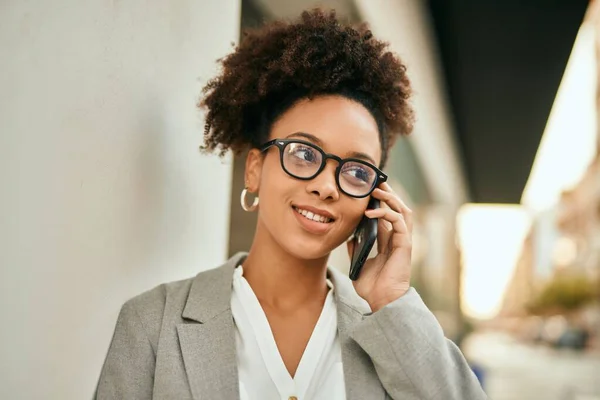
[501,0,600,318]
[500,233,535,317]
[554,0,600,279]
[546,0,600,283]
[556,158,600,279]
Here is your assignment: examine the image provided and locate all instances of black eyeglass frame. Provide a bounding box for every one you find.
[260,138,388,199]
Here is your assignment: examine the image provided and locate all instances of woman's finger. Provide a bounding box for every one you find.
[369,197,392,253]
[365,207,409,242]
[379,183,413,231]
[376,217,393,254]
[372,183,413,232]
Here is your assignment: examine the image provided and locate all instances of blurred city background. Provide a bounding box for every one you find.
[1,0,599,399]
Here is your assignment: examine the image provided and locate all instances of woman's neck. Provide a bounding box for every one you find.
[242,223,330,311]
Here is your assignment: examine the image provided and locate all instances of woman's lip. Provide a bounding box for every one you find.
[292,207,334,235]
[292,204,336,220]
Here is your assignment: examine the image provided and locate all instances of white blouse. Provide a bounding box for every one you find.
[230,265,346,400]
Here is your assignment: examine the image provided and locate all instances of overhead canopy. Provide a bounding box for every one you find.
[427,0,589,203]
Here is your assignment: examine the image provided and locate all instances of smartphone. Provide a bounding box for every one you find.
[349,198,380,281]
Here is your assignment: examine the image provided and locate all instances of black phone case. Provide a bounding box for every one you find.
[349,198,380,280]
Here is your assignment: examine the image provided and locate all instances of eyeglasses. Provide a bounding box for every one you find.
[260,138,387,198]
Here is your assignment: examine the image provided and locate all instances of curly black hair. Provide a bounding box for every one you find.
[199,8,414,168]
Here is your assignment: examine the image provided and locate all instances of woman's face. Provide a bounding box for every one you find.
[246,95,382,260]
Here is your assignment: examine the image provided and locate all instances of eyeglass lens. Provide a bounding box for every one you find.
[282,141,377,197]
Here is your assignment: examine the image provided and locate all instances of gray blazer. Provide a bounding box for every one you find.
[95,252,487,399]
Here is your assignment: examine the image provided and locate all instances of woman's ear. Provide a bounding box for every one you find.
[244,148,263,192]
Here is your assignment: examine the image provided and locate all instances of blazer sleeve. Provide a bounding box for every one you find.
[349,288,488,400]
[95,300,156,400]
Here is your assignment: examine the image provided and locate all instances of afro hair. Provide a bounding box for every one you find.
[199,8,414,168]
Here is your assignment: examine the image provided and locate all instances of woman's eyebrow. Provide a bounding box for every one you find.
[286,132,323,145]
[346,151,376,165]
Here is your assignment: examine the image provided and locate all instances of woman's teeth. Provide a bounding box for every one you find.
[293,207,332,223]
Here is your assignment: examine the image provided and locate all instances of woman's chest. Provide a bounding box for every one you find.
[265,307,323,377]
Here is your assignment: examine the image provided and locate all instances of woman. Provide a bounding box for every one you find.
[96,9,487,400]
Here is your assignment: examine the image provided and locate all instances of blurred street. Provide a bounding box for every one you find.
[463,332,600,400]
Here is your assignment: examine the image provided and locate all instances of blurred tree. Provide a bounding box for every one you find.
[527,272,597,315]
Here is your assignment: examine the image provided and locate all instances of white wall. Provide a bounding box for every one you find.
[0,1,240,398]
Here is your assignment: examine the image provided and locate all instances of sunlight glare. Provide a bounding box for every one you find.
[457,204,532,319]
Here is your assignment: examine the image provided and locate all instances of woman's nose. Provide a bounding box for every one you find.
[305,161,340,201]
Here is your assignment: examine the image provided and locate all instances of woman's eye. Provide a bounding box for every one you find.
[292,146,317,162]
[343,165,372,183]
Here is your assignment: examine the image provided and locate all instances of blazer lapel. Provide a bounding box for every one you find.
[177,315,238,400]
[176,253,247,400]
[174,254,385,399]
[329,268,387,400]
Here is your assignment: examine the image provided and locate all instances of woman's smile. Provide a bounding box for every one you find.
[292,204,336,235]
[292,204,335,223]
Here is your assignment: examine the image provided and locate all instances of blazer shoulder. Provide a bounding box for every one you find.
[118,253,245,347]
[131,273,199,303]
[121,276,194,351]
[126,276,193,316]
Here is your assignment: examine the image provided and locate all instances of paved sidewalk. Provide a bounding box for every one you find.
[462,332,600,400]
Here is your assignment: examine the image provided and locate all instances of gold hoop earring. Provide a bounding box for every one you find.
[240,187,259,212]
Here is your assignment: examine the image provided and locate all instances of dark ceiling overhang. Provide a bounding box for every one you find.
[427,0,589,203]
